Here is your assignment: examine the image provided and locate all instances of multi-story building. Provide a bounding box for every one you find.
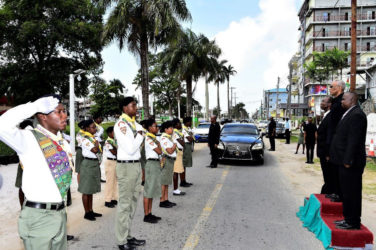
[298,0,376,113]
[264,88,288,118]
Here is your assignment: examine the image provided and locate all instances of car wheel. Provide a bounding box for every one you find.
[258,158,264,165]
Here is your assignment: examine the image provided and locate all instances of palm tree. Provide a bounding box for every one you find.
[102,0,191,117]
[224,65,237,118]
[208,59,227,117]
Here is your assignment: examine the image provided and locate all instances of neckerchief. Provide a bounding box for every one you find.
[146,132,158,144]
[174,128,183,138]
[183,125,195,141]
[32,127,72,200]
[121,113,137,137]
[106,137,117,148]
[161,133,177,154]
[82,131,102,152]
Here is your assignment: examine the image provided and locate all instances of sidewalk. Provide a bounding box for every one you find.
[267,137,376,235]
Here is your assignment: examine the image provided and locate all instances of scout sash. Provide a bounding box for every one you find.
[82,131,102,162]
[146,132,164,168]
[31,130,72,200]
[174,128,184,139]
[106,137,117,149]
[161,133,178,154]
[121,113,137,137]
[183,125,196,142]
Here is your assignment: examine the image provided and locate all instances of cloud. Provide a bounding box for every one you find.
[194,0,301,116]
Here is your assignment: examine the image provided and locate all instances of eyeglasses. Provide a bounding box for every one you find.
[330,85,335,88]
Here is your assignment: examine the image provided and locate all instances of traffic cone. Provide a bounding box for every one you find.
[368,139,375,157]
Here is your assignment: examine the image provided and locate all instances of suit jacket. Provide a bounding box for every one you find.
[268,120,276,136]
[317,112,331,158]
[329,105,367,169]
[328,93,345,143]
[208,122,221,146]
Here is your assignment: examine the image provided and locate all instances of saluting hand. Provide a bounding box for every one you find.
[34,96,59,114]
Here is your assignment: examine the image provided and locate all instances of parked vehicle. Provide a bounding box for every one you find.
[265,122,286,138]
[193,122,210,142]
[217,123,264,165]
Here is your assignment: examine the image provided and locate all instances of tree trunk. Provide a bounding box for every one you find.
[140,34,150,118]
[217,82,220,117]
[186,75,193,117]
[168,103,172,118]
[205,75,209,120]
[227,79,230,118]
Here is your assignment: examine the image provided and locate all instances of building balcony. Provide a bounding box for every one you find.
[313,13,375,22]
[310,30,376,39]
[312,45,376,53]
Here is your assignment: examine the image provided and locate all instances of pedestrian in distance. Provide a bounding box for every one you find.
[327,79,346,202]
[330,92,367,230]
[207,115,221,168]
[143,119,163,223]
[284,117,291,144]
[78,119,102,221]
[159,121,178,208]
[0,95,73,250]
[104,126,118,208]
[317,96,334,194]
[295,121,305,154]
[181,117,194,186]
[172,118,186,196]
[304,116,317,164]
[114,96,146,250]
[268,117,276,151]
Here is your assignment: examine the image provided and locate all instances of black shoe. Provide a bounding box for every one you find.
[335,222,360,230]
[330,197,342,202]
[84,212,96,221]
[334,219,346,225]
[268,149,275,151]
[150,213,161,220]
[180,182,191,187]
[128,237,146,246]
[105,202,115,208]
[210,165,217,168]
[143,214,158,224]
[185,182,193,186]
[326,194,338,199]
[118,243,136,250]
[90,211,102,217]
[159,201,173,208]
[67,235,74,241]
[294,152,298,154]
[166,200,176,206]
[141,181,145,186]
[101,179,106,183]
[111,200,118,205]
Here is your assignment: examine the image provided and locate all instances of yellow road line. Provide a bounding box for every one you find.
[182,166,230,250]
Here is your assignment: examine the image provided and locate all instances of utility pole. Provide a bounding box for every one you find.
[287,62,293,119]
[266,90,270,119]
[350,0,357,91]
[234,93,238,119]
[230,87,236,119]
[276,77,280,118]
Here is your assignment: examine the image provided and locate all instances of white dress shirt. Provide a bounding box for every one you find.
[182,126,192,143]
[95,124,104,143]
[0,102,68,202]
[161,135,177,158]
[173,130,184,150]
[81,137,98,158]
[104,138,117,159]
[114,118,144,161]
[145,136,159,159]
[76,132,83,147]
[341,105,356,120]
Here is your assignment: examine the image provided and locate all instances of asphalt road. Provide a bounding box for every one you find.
[69,143,323,250]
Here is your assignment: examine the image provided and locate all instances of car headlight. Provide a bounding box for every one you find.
[217,142,225,150]
[251,142,263,150]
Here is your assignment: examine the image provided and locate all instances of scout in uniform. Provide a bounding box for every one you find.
[181,117,194,187]
[143,119,163,223]
[75,120,86,183]
[104,126,118,208]
[114,97,146,250]
[159,121,178,208]
[172,118,186,196]
[78,119,102,221]
[0,95,73,250]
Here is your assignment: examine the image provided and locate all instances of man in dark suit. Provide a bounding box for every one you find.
[330,92,367,230]
[327,80,346,202]
[317,96,334,194]
[304,116,317,163]
[268,117,276,151]
[208,115,221,168]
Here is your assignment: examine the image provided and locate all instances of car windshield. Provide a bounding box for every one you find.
[277,123,284,128]
[222,126,259,135]
[197,124,210,128]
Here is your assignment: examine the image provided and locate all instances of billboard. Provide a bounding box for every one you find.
[310,85,327,95]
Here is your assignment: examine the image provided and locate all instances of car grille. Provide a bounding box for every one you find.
[226,144,249,151]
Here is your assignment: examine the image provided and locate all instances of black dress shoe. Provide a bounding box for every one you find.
[67,235,74,241]
[185,182,193,186]
[325,194,335,198]
[166,200,176,206]
[143,214,158,224]
[268,149,275,151]
[141,181,145,186]
[210,165,217,168]
[111,200,118,205]
[159,201,173,208]
[128,237,146,246]
[100,179,106,183]
[150,213,161,220]
[330,197,342,202]
[335,222,360,230]
[118,243,136,250]
[105,202,115,208]
[84,212,96,221]
[180,182,191,187]
[334,219,346,225]
[91,211,102,217]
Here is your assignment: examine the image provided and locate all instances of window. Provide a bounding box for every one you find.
[344,43,348,51]
[344,27,350,36]
[368,11,372,20]
[345,12,349,21]
[367,42,370,51]
[371,42,375,51]
[367,27,371,35]
[323,12,329,22]
[371,27,376,35]
[322,28,326,37]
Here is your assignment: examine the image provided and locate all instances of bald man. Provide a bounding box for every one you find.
[330,92,367,230]
[208,115,221,168]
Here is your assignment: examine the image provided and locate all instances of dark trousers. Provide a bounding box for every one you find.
[339,165,364,226]
[269,136,275,150]
[209,145,219,167]
[306,143,315,163]
[319,157,335,194]
[285,129,290,144]
[332,164,342,198]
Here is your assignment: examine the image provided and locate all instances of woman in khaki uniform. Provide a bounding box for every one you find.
[172,118,186,196]
[143,119,163,223]
[160,121,177,208]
